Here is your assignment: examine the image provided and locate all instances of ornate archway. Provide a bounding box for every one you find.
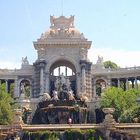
[49,59,77,97]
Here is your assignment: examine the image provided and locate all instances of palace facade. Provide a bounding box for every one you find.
[0,16,140,121]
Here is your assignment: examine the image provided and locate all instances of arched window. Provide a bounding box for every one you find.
[49,60,76,96]
[96,79,106,96]
[20,79,31,98]
[52,66,75,76]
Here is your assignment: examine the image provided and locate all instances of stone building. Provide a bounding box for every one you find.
[1,16,140,122]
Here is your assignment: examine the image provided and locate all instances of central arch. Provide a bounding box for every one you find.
[49,59,77,97]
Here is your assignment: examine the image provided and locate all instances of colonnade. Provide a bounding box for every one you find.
[0,78,32,98]
[81,63,86,93]
[93,76,140,97]
[112,77,140,90]
[0,79,15,94]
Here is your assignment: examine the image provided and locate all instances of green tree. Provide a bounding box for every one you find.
[119,105,140,123]
[10,83,14,97]
[0,83,14,124]
[100,87,140,122]
[103,60,118,69]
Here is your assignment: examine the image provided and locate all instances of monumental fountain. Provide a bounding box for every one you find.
[32,73,88,124]
[1,15,140,139]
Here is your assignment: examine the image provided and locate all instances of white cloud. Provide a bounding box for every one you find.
[88,48,140,67]
[0,47,140,69]
[0,61,20,69]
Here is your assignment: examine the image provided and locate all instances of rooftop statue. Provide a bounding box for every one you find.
[50,15,74,29]
[96,55,103,64]
[22,56,29,65]
[39,15,86,39]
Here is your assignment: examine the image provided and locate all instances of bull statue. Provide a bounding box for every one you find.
[40,93,51,101]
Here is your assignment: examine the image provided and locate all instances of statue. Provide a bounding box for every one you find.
[80,93,89,102]
[41,93,51,101]
[96,56,103,64]
[52,90,59,100]
[20,83,25,94]
[55,77,60,91]
[53,74,73,101]
[22,56,29,65]
[60,73,66,85]
[68,90,75,101]
[13,109,24,125]
[50,15,74,28]
[66,77,71,90]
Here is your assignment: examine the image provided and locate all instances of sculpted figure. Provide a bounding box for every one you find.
[97,56,103,64]
[55,77,60,91]
[66,77,71,90]
[52,90,59,100]
[80,48,86,60]
[42,93,51,101]
[80,93,89,102]
[22,56,29,65]
[20,83,25,94]
[68,89,75,101]
[60,73,65,85]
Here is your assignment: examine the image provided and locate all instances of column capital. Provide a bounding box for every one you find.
[79,60,87,65]
[80,61,86,68]
[33,59,47,68]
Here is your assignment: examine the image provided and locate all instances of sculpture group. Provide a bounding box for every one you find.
[41,73,75,102]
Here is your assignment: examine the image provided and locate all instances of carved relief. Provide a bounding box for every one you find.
[80,48,87,60]
[50,15,74,29]
[39,15,86,39]
[38,47,46,59]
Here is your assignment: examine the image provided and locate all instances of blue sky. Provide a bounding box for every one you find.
[0,0,140,68]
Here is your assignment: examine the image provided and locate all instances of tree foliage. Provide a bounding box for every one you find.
[100,87,140,122]
[119,106,140,123]
[103,61,118,69]
[0,83,14,124]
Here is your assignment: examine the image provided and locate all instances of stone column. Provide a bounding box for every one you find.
[126,78,129,90]
[107,79,111,88]
[131,79,135,88]
[76,72,80,97]
[14,78,18,98]
[93,81,96,97]
[45,72,50,93]
[123,80,126,90]
[135,77,138,90]
[117,78,120,88]
[81,63,86,93]
[40,66,44,95]
[5,80,8,93]
[65,67,67,76]
[58,67,60,76]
